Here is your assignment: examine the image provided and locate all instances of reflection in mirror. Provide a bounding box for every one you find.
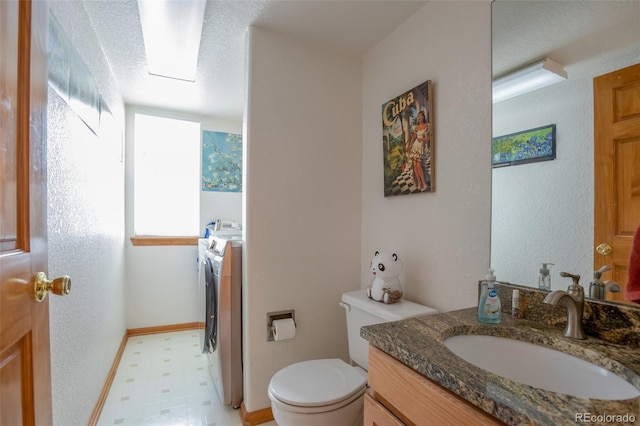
[490,1,640,305]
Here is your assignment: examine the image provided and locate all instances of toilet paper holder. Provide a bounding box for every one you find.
[267,309,296,342]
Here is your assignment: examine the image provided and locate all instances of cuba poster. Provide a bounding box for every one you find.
[381,80,434,196]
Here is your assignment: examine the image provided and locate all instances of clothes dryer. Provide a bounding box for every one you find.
[203,236,243,408]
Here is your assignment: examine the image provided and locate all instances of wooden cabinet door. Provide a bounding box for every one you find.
[368,346,504,426]
[1,0,52,424]
[364,393,406,426]
[594,63,640,302]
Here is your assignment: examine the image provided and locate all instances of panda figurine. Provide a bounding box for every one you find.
[367,251,403,304]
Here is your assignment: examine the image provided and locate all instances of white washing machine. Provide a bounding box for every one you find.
[197,234,243,408]
[204,235,242,408]
[196,232,241,353]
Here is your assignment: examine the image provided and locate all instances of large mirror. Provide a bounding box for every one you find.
[491,1,640,305]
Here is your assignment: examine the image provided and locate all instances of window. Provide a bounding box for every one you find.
[133,113,200,243]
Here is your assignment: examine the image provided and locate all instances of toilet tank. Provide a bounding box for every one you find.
[340,289,437,370]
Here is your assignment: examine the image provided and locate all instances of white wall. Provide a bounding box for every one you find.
[243,26,363,411]
[492,43,640,289]
[361,1,492,313]
[124,108,242,329]
[47,3,126,425]
[48,1,493,420]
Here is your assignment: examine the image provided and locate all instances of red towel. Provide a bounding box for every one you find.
[626,222,640,303]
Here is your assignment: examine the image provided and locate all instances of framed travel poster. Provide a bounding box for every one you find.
[381,80,434,197]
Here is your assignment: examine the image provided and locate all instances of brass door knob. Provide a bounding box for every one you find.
[33,272,71,302]
[596,243,612,256]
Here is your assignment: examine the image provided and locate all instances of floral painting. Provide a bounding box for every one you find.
[492,124,556,168]
[202,131,242,192]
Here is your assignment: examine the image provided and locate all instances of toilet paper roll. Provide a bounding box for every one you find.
[272,318,296,341]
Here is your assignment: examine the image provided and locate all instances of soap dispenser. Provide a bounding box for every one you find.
[478,268,501,324]
[538,263,554,290]
[589,265,611,300]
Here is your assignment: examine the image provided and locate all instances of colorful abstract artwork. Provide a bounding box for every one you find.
[492,124,556,168]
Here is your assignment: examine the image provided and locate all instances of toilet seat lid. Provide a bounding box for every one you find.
[269,359,367,407]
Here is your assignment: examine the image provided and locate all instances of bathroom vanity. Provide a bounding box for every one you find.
[362,293,640,425]
[365,345,502,425]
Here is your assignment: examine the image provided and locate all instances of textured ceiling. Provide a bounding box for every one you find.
[83,0,428,121]
[492,1,640,77]
[83,1,639,122]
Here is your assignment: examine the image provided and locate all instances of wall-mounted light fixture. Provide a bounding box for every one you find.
[492,58,568,104]
[137,0,207,82]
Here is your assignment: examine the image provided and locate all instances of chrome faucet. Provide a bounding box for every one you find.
[588,265,621,300]
[543,272,586,340]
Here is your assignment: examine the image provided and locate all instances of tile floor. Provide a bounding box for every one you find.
[97,330,244,426]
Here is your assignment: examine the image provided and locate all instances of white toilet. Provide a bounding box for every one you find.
[268,289,438,426]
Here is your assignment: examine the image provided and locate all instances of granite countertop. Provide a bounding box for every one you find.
[361,308,640,425]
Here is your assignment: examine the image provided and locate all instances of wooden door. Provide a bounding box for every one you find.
[594,63,640,302]
[1,0,53,424]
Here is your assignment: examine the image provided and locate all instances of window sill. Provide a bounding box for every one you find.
[130,236,199,246]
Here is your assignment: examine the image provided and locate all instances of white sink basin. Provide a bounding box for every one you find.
[444,334,640,400]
